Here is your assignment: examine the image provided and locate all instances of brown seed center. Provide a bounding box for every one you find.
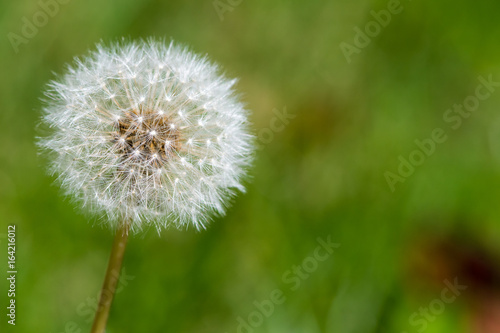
[113,107,181,168]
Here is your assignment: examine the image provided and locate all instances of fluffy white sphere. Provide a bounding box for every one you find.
[39,40,253,232]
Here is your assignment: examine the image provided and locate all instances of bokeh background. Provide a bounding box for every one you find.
[1,0,500,332]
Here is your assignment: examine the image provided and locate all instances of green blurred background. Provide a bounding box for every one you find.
[1,0,500,332]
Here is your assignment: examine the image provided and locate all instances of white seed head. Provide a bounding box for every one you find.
[39,40,254,233]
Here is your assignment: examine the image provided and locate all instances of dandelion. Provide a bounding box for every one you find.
[38,39,253,332]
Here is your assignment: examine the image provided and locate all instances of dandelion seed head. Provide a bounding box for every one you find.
[38,39,254,233]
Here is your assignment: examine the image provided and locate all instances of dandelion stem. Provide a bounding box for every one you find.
[90,221,130,333]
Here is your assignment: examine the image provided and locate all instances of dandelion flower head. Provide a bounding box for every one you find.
[39,40,253,232]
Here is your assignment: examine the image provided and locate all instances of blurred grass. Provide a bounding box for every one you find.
[1,0,500,332]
